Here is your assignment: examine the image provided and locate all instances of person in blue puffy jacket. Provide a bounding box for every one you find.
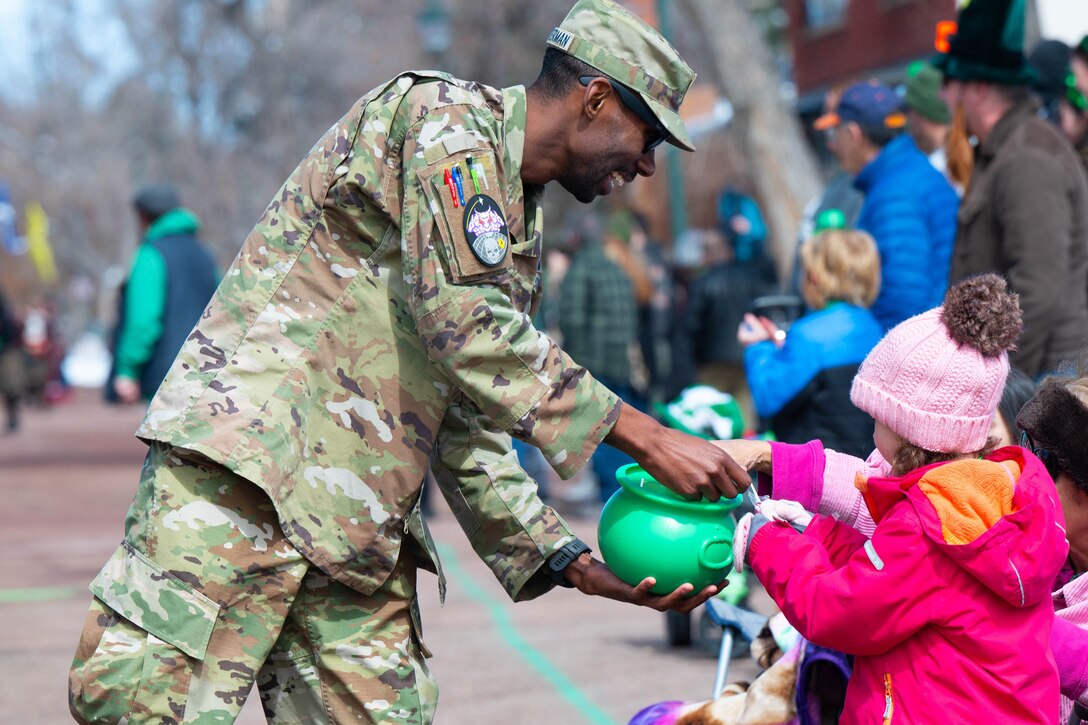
[739,228,884,458]
[814,80,960,330]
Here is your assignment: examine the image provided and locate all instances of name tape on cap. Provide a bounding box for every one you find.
[547,27,574,51]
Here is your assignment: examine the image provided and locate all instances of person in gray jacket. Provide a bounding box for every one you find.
[936,0,1088,377]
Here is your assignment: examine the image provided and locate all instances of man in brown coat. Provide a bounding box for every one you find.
[936,0,1088,377]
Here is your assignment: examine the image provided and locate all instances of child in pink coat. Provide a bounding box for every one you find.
[732,275,1068,724]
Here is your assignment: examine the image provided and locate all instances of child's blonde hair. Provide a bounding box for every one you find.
[800,229,881,311]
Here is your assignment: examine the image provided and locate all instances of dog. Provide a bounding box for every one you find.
[627,640,800,725]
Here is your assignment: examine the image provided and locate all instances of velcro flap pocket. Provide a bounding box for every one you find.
[425,154,512,282]
[90,542,220,661]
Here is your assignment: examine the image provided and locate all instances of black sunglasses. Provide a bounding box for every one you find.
[1020,431,1062,480]
[579,75,669,154]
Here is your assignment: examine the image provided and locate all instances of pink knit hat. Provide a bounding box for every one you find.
[850,274,1022,453]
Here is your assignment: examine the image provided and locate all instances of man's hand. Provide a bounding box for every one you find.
[113,376,141,404]
[562,552,722,614]
[605,403,751,501]
[710,438,772,475]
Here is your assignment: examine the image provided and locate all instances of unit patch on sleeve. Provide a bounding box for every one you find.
[462,194,509,267]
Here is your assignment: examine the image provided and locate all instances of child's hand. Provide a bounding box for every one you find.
[737,312,771,346]
[735,503,813,572]
[737,313,785,348]
[734,513,753,572]
[759,316,786,349]
[733,512,771,573]
[758,499,814,530]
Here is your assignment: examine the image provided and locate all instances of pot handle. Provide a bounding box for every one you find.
[698,538,735,570]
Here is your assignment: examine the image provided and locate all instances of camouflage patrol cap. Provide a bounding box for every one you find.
[547,0,697,151]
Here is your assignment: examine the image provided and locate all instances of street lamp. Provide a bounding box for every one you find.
[417,0,451,60]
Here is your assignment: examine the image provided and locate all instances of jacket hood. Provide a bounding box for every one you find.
[858,446,1068,606]
[145,207,200,242]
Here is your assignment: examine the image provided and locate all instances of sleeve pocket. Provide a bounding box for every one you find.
[423,155,513,283]
[90,542,221,661]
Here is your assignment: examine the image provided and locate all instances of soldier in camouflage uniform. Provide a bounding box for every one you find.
[68,0,751,722]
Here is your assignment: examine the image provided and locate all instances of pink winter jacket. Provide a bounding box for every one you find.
[762,441,1088,719]
[750,446,1068,724]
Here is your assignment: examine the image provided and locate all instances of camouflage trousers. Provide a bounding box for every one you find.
[68,443,438,724]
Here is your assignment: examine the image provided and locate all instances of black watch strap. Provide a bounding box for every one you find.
[547,539,592,587]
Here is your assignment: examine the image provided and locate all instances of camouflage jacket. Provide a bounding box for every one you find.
[137,73,621,601]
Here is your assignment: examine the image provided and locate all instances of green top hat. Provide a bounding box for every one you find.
[547,0,697,151]
[934,0,1035,86]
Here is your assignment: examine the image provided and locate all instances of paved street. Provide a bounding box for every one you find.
[0,389,765,724]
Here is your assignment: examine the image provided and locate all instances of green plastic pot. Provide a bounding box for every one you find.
[597,463,742,595]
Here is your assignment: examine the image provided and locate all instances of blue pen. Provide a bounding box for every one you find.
[452,165,466,206]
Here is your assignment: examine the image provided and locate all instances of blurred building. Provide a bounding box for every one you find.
[787,0,956,119]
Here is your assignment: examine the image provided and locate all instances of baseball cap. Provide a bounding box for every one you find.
[813,80,907,132]
[547,0,697,151]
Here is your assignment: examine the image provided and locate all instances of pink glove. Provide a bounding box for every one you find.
[758,499,814,530]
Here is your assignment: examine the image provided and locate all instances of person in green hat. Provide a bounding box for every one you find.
[67,1,752,723]
[936,0,1088,379]
[903,60,960,193]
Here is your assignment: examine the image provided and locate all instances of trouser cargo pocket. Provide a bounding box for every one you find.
[69,542,221,724]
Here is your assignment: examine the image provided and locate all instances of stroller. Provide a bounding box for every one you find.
[704,598,770,701]
[629,601,851,725]
[696,522,850,724]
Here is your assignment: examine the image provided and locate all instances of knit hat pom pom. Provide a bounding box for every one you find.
[940,273,1022,357]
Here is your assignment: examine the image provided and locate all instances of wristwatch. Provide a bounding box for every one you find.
[546,539,592,587]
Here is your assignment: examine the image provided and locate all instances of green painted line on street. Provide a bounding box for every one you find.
[0,585,81,603]
[435,542,618,725]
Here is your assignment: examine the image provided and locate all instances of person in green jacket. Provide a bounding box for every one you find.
[110,184,219,403]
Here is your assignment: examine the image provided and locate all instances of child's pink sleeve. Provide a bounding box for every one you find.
[820,449,890,537]
[763,441,889,537]
[759,440,825,508]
